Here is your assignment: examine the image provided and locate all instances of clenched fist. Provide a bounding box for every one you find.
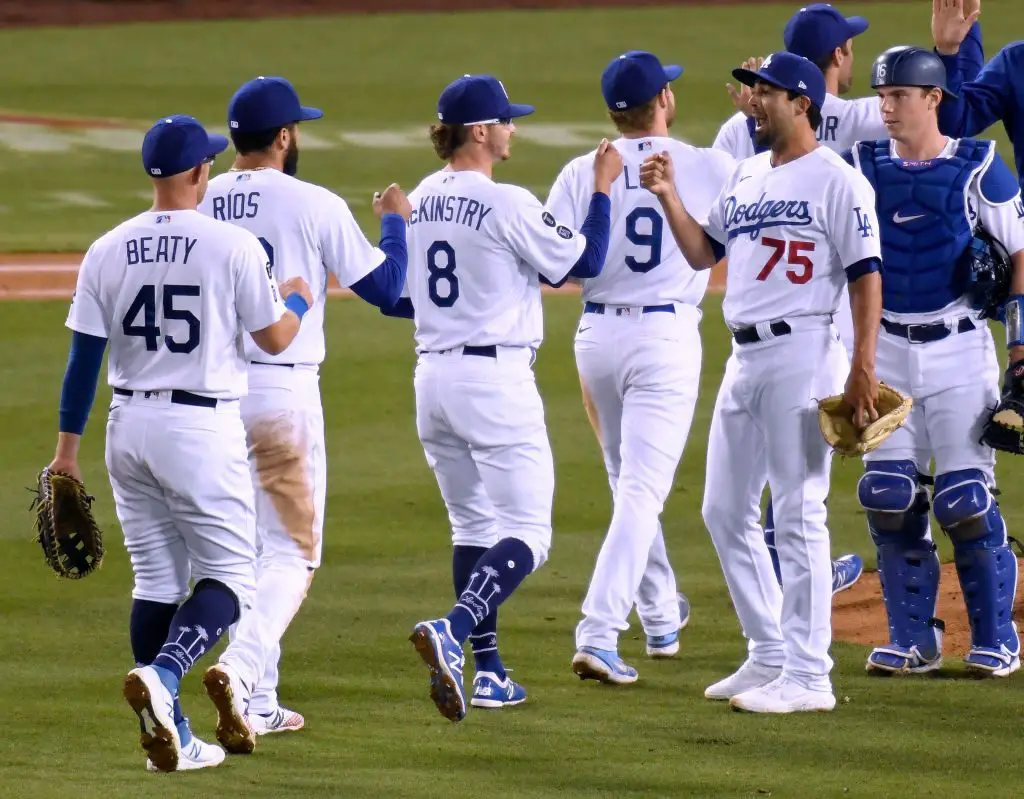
[639,151,676,198]
[373,183,413,220]
[593,138,624,194]
[279,276,314,309]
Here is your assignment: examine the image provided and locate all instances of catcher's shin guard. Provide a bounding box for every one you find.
[934,471,1021,676]
[859,462,943,671]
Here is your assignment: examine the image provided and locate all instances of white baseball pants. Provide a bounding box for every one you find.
[573,304,702,650]
[702,320,846,692]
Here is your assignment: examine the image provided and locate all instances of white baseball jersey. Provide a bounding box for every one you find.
[199,169,385,365]
[546,137,735,306]
[66,210,286,399]
[705,147,881,328]
[714,95,887,160]
[404,169,586,352]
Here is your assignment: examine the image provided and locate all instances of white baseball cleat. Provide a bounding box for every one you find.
[203,663,255,755]
[247,706,306,736]
[704,659,782,701]
[729,675,836,714]
[123,666,181,773]
[147,726,225,772]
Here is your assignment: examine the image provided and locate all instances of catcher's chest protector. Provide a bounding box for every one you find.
[854,139,991,314]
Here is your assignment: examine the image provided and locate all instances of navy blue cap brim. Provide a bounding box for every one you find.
[508,103,535,119]
[732,67,782,91]
[206,133,229,159]
[298,105,323,122]
[846,16,870,38]
[664,64,684,82]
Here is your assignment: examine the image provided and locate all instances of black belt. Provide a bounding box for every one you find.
[881,317,976,343]
[250,361,295,368]
[113,388,219,408]
[584,301,675,315]
[429,345,498,358]
[732,320,792,345]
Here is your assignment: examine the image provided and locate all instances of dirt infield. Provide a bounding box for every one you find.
[0,0,859,27]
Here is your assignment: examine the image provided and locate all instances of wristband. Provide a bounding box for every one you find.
[285,293,309,320]
[1006,294,1024,348]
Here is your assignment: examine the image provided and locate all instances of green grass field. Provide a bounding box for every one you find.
[3,3,1024,798]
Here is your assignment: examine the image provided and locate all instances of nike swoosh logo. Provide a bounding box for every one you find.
[739,175,752,183]
[578,326,591,334]
[948,496,963,508]
[893,211,926,224]
[870,487,888,495]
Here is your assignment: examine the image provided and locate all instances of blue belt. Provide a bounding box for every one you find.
[881,317,976,344]
[583,301,675,316]
[113,387,218,408]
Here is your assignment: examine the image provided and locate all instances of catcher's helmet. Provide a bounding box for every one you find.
[870,46,958,100]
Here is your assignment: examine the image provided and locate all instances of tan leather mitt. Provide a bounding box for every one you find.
[818,383,913,457]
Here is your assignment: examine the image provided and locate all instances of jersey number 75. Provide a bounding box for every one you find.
[756,238,815,284]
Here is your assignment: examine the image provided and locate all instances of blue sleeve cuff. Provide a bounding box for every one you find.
[59,331,107,435]
[845,256,881,283]
[568,192,611,279]
[380,297,415,319]
[705,232,726,261]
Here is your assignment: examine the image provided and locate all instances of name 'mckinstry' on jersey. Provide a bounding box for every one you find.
[402,169,586,353]
[546,136,735,306]
[66,210,286,399]
[199,168,386,366]
[705,147,881,329]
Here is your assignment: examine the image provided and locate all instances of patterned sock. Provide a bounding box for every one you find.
[764,498,783,586]
[129,599,185,723]
[152,579,239,683]
[445,538,534,643]
[452,545,505,678]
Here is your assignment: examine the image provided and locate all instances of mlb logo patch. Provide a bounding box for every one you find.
[235,173,251,183]
[156,214,171,224]
[638,141,652,152]
[615,101,627,109]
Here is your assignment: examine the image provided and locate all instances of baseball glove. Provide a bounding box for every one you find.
[818,382,913,457]
[981,362,1024,454]
[31,467,104,579]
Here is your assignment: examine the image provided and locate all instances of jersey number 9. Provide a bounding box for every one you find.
[122,284,201,354]
[427,241,459,307]
[625,207,664,274]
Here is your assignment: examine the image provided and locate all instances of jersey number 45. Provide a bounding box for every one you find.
[122,284,201,354]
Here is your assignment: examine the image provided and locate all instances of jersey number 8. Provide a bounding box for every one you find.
[427,240,459,307]
[122,284,201,354]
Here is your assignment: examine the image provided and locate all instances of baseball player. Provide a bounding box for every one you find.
[641,53,883,713]
[198,76,410,751]
[843,46,1024,677]
[388,73,620,723]
[934,0,1024,190]
[49,114,312,771]
[545,50,735,684]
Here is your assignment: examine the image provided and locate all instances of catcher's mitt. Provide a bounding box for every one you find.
[981,362,1024,454]
[818,382,913,457]
[31,467,104,579]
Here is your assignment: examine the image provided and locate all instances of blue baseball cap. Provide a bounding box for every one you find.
[141,115,228,178]
[228,76,323,134]
[437,75,534,125]
[733,51,827,110]
[784,3,869,62]
[602,50,683,111]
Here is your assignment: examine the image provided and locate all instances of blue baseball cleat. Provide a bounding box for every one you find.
[470,671,527,708]
[646,592,691,658]
[832,554,864,595]
[409,618,467,722]
[572,647,639,685]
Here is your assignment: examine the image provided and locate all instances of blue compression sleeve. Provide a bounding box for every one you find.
[706,232,726,262]
[350,213,408,308]
[845,256,881,283]
[59,331,107,435]
[567,192,611,279]
[380,297,415,319]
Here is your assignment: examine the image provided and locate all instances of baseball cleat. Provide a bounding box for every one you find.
[866,644,943,675]
[247,706,305,735]
[964,645,1021,678]
[646,592,692,658]
[831,554,864,595]
[409,618,467,722]
[123,665,181,773]
[470,671,527,708]
[146,720,224,772]
[704,659,782,701]
[571,647,638,685]
[203,663,255,755]
[729,676,836,714]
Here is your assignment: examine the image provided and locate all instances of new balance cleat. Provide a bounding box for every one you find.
[572,647,638,685]
[729,676,836,713]
[470,671,527,708]
[123,665,181,773]
[147,720,224,772]
[409,618,467,722]
[203,663,255,755]
[247,706,305,735]
[832,554,864,595]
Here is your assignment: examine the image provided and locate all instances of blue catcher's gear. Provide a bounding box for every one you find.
[964,227,1012,321]
[871,46,958,99]
[850,138,992,314]
[933,470,1021,677]
[858,461,943,674]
